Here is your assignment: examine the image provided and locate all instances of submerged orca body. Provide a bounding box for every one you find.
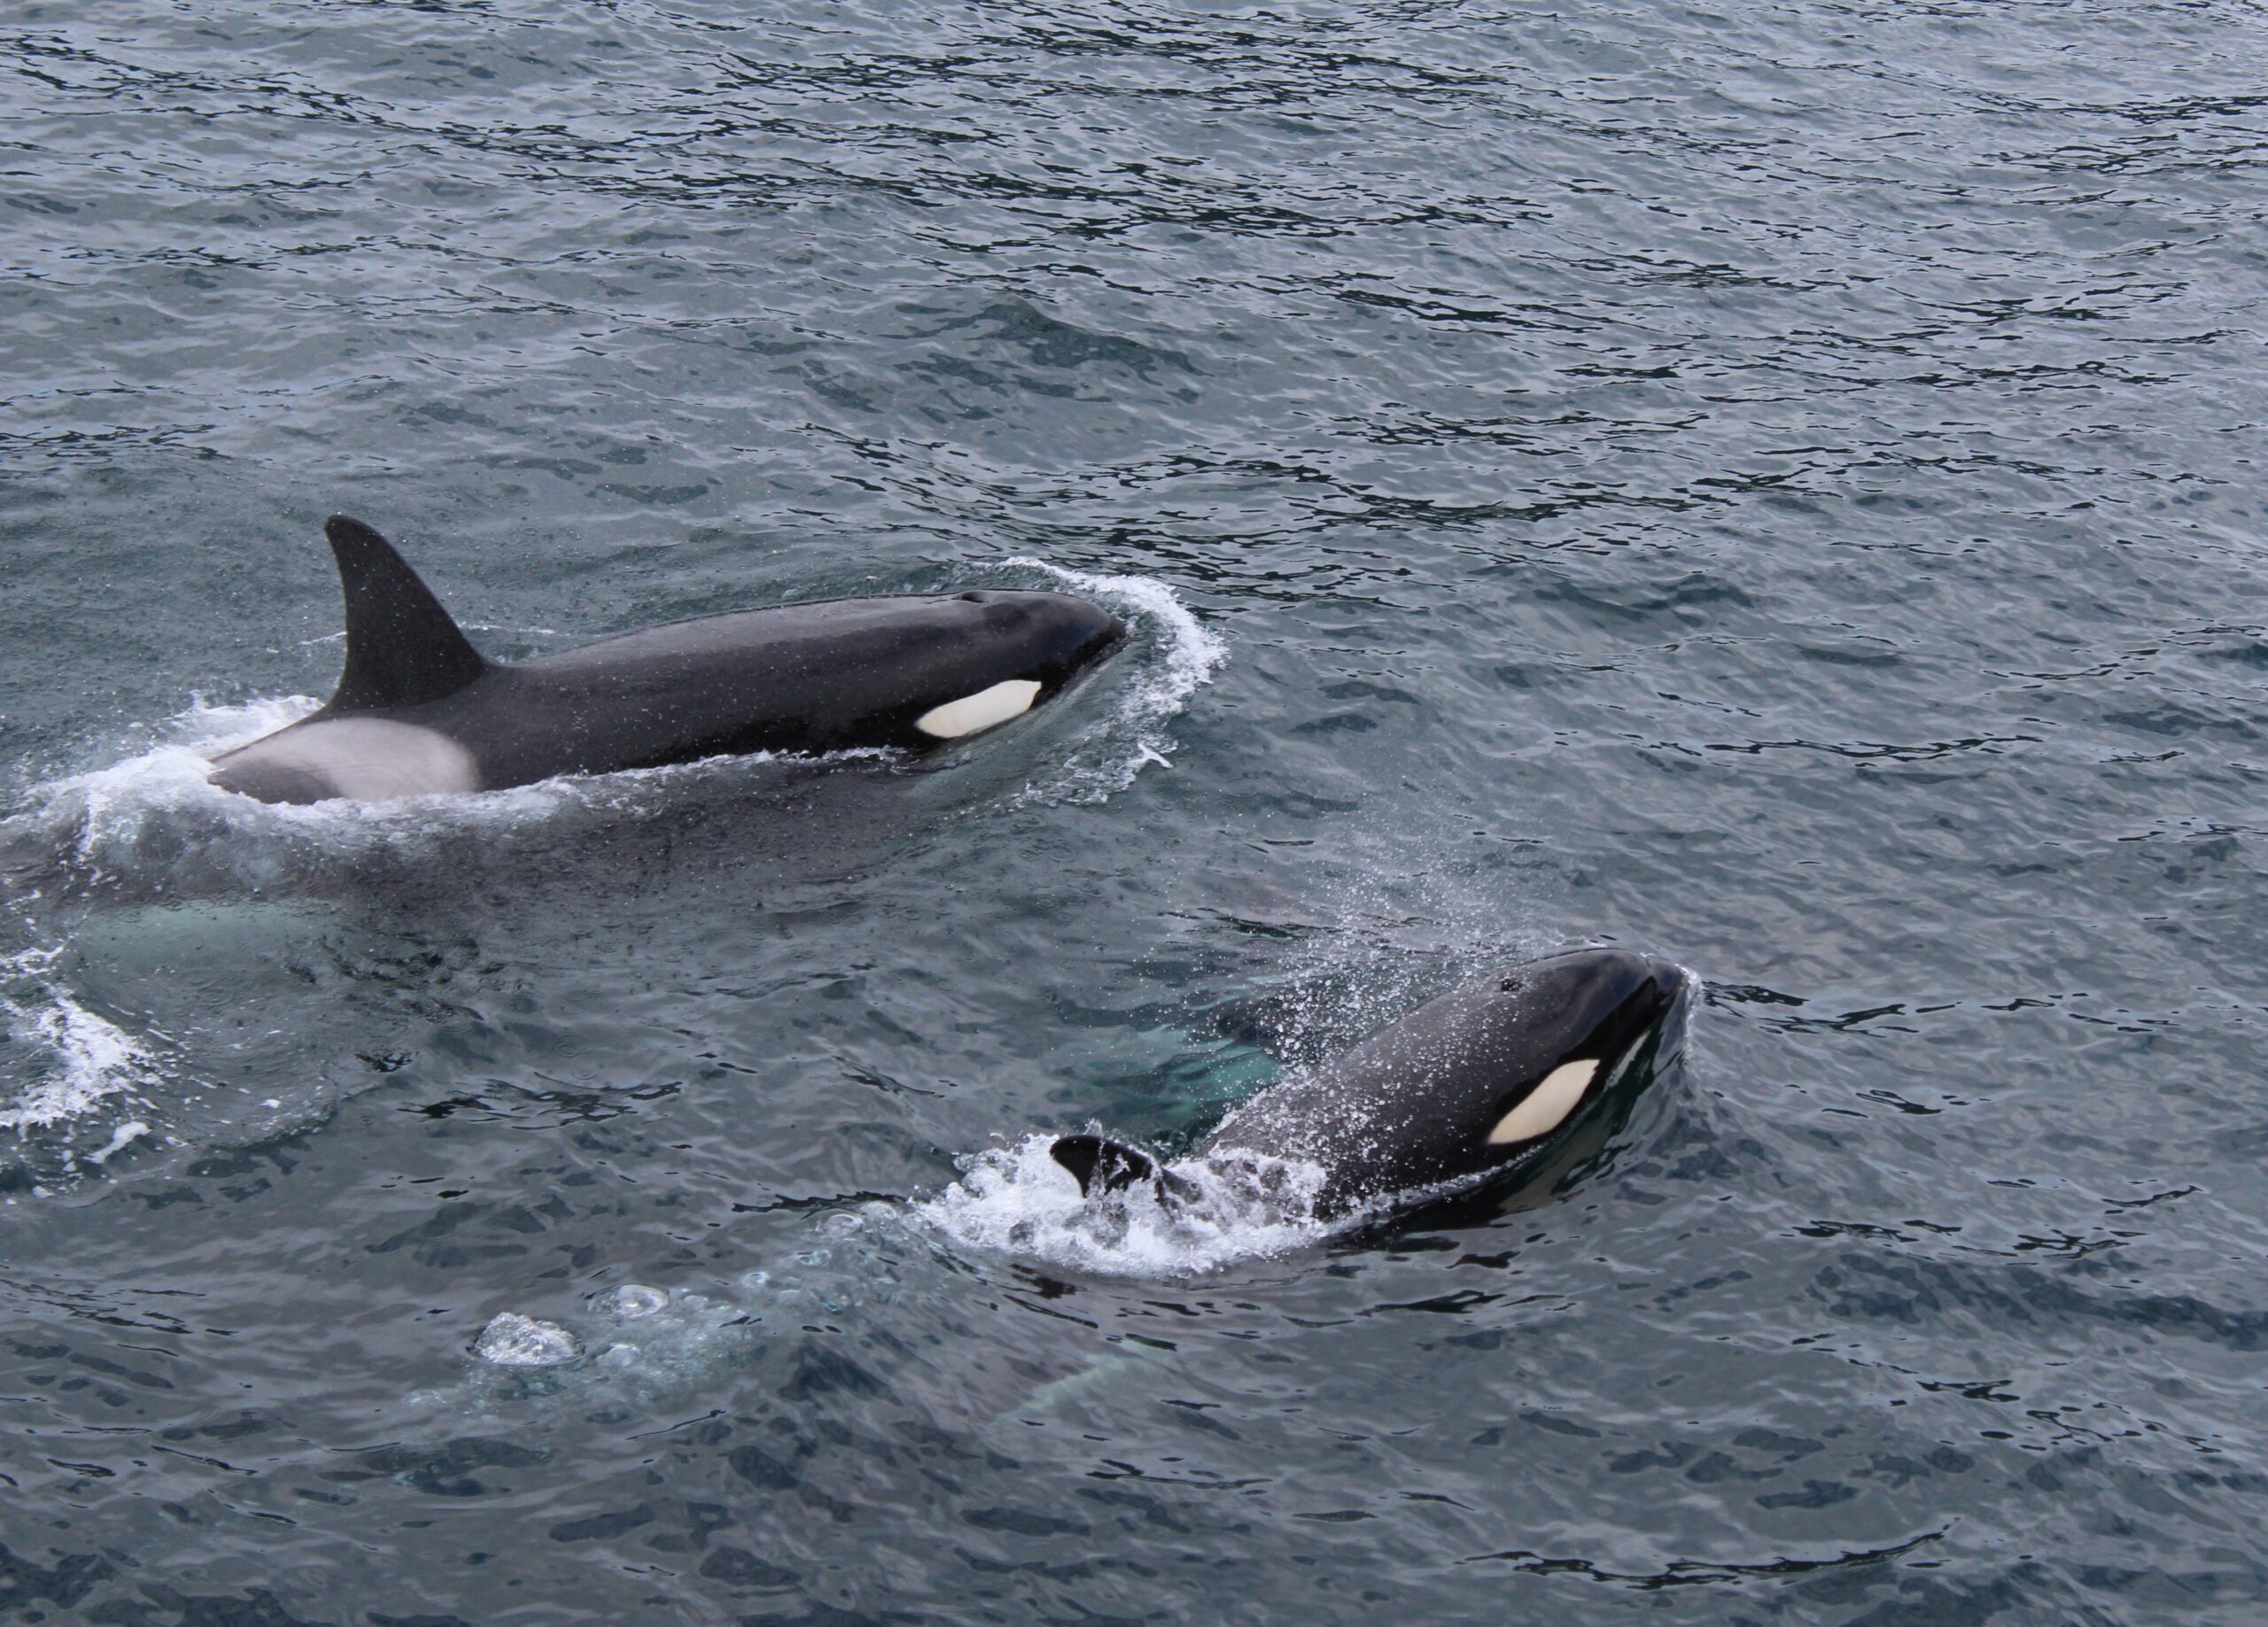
[207,516,1127,804]
[1052,947,1688,1221]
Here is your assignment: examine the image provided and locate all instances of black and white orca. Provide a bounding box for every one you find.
[1052,946,1687,1221]
[207,515,1126,804]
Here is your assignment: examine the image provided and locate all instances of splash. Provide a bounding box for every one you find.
[21,695,307,870]
[0,946,162,1141]
[913,1133,1339,1277]
[8,694,602,891]
[1005,559,1226,803]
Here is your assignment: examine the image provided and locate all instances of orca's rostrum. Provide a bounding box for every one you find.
[207,515,1127,804]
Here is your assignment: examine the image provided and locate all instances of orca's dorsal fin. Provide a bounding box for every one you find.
[321,515,489,715]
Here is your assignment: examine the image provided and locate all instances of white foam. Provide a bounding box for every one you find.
[84,1119,151,1166]
[0,948,159,1135]
[473,1313,581,1367]
[912,1133,1337,1278]
[4,699,821,904]
[37,695,315,856]
[1004,560,1227,803]
[14,694,596,864]
[12,695,937,871]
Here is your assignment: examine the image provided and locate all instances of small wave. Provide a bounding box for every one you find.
[1006,559,1226,803]
[913,1133,1337,1277]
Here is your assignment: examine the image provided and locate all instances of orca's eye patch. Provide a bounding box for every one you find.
[1487,1058,1600,1145]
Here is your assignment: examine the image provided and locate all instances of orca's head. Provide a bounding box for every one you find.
[1209,944,1690,1219]
[951,591,1126,689]
[1051,947,1689,1229]
[1313,947,1688,1227]
[1457,946,1687,1174]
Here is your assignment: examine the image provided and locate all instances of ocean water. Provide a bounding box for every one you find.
[4,0,2266,1622]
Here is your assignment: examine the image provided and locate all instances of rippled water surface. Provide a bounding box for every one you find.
[5,1,2268,1622]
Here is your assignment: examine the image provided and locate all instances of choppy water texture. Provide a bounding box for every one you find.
[3,0,2266,1621]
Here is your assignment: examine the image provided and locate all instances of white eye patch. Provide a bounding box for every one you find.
[1487,1058,1600,1145]
[916,679,1043,740]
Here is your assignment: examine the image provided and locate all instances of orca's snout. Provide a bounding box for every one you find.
[1061,599,1128,665]
[1632,951,1687,1008]
[1503,945,1680,992]
[971,590,1126,677]
[1599,949,1688,1021]
[1601,956,1689,1078]
[1499,945,1689,1052]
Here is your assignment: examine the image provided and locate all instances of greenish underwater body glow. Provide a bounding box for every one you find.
[3,1,2266,1622]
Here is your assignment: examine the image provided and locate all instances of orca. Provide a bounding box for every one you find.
[1051,946,1687,1222]
[206,515,1126,804]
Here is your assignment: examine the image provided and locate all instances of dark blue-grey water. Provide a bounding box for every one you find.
[4,1,2267,1622]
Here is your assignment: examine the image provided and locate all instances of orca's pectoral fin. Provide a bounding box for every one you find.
[322,515,490,714]
[1050,1134,1161,1197]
